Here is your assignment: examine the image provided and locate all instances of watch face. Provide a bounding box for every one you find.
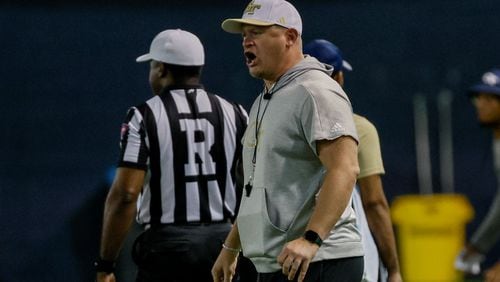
[304,230,318,241]
[304,230,322,246]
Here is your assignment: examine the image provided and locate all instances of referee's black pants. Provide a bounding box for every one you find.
[132,222,233,282]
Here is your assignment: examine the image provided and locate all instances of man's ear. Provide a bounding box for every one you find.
[159,63,168,78]
[285,28,299,47]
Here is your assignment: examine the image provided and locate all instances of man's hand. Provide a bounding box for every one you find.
[96,272,116,282]
[212,248,239,282]
[277,237,319,282]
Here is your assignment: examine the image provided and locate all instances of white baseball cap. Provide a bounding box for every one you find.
[221,0,302,35]
[136,29,204,66]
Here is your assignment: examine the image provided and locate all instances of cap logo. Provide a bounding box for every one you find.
[482,72,499,86]
[244,1,261,15]
[278,17,286,24]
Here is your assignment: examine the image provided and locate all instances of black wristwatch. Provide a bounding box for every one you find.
[303,230,323,247]
[93,257,116,273]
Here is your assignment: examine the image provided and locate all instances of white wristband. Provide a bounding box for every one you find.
[222,243,241,254]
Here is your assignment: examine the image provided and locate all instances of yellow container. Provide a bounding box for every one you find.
[391,194,473,282]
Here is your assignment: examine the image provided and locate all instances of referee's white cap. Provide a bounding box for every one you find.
[136,29,204,66]
[222,0,302,35]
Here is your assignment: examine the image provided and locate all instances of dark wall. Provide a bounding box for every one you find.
[1,1,499,281]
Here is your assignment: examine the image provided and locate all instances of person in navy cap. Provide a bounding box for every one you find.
[303,39,352,82]
[304,39,403,282]
[455,68,500,281]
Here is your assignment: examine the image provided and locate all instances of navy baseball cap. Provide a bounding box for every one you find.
[303,39,352,73]
[468,68,500,96]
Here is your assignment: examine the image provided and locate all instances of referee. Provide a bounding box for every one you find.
[95,29,247,282]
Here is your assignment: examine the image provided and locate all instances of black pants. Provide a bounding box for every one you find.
[132,223,232,282]
[257,256,364,282]
[238,255,258,282]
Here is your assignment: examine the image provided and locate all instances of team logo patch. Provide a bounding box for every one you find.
[120,123,129,139]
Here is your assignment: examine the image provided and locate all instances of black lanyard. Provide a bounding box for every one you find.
[245,90,272,197]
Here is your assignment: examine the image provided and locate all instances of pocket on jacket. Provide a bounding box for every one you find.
[237,187,287,258]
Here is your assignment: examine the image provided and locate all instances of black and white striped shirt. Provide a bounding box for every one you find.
[118,85,247,226]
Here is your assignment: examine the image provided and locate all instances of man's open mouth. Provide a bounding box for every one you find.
[244,51,256,65]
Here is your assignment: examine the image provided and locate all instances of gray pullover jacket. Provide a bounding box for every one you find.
[238,56,363,272]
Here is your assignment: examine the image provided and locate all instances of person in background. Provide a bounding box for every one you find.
[95,28,247,282]
[455,68,500,281]
[212,1,364,281]
[304,39,402,282]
